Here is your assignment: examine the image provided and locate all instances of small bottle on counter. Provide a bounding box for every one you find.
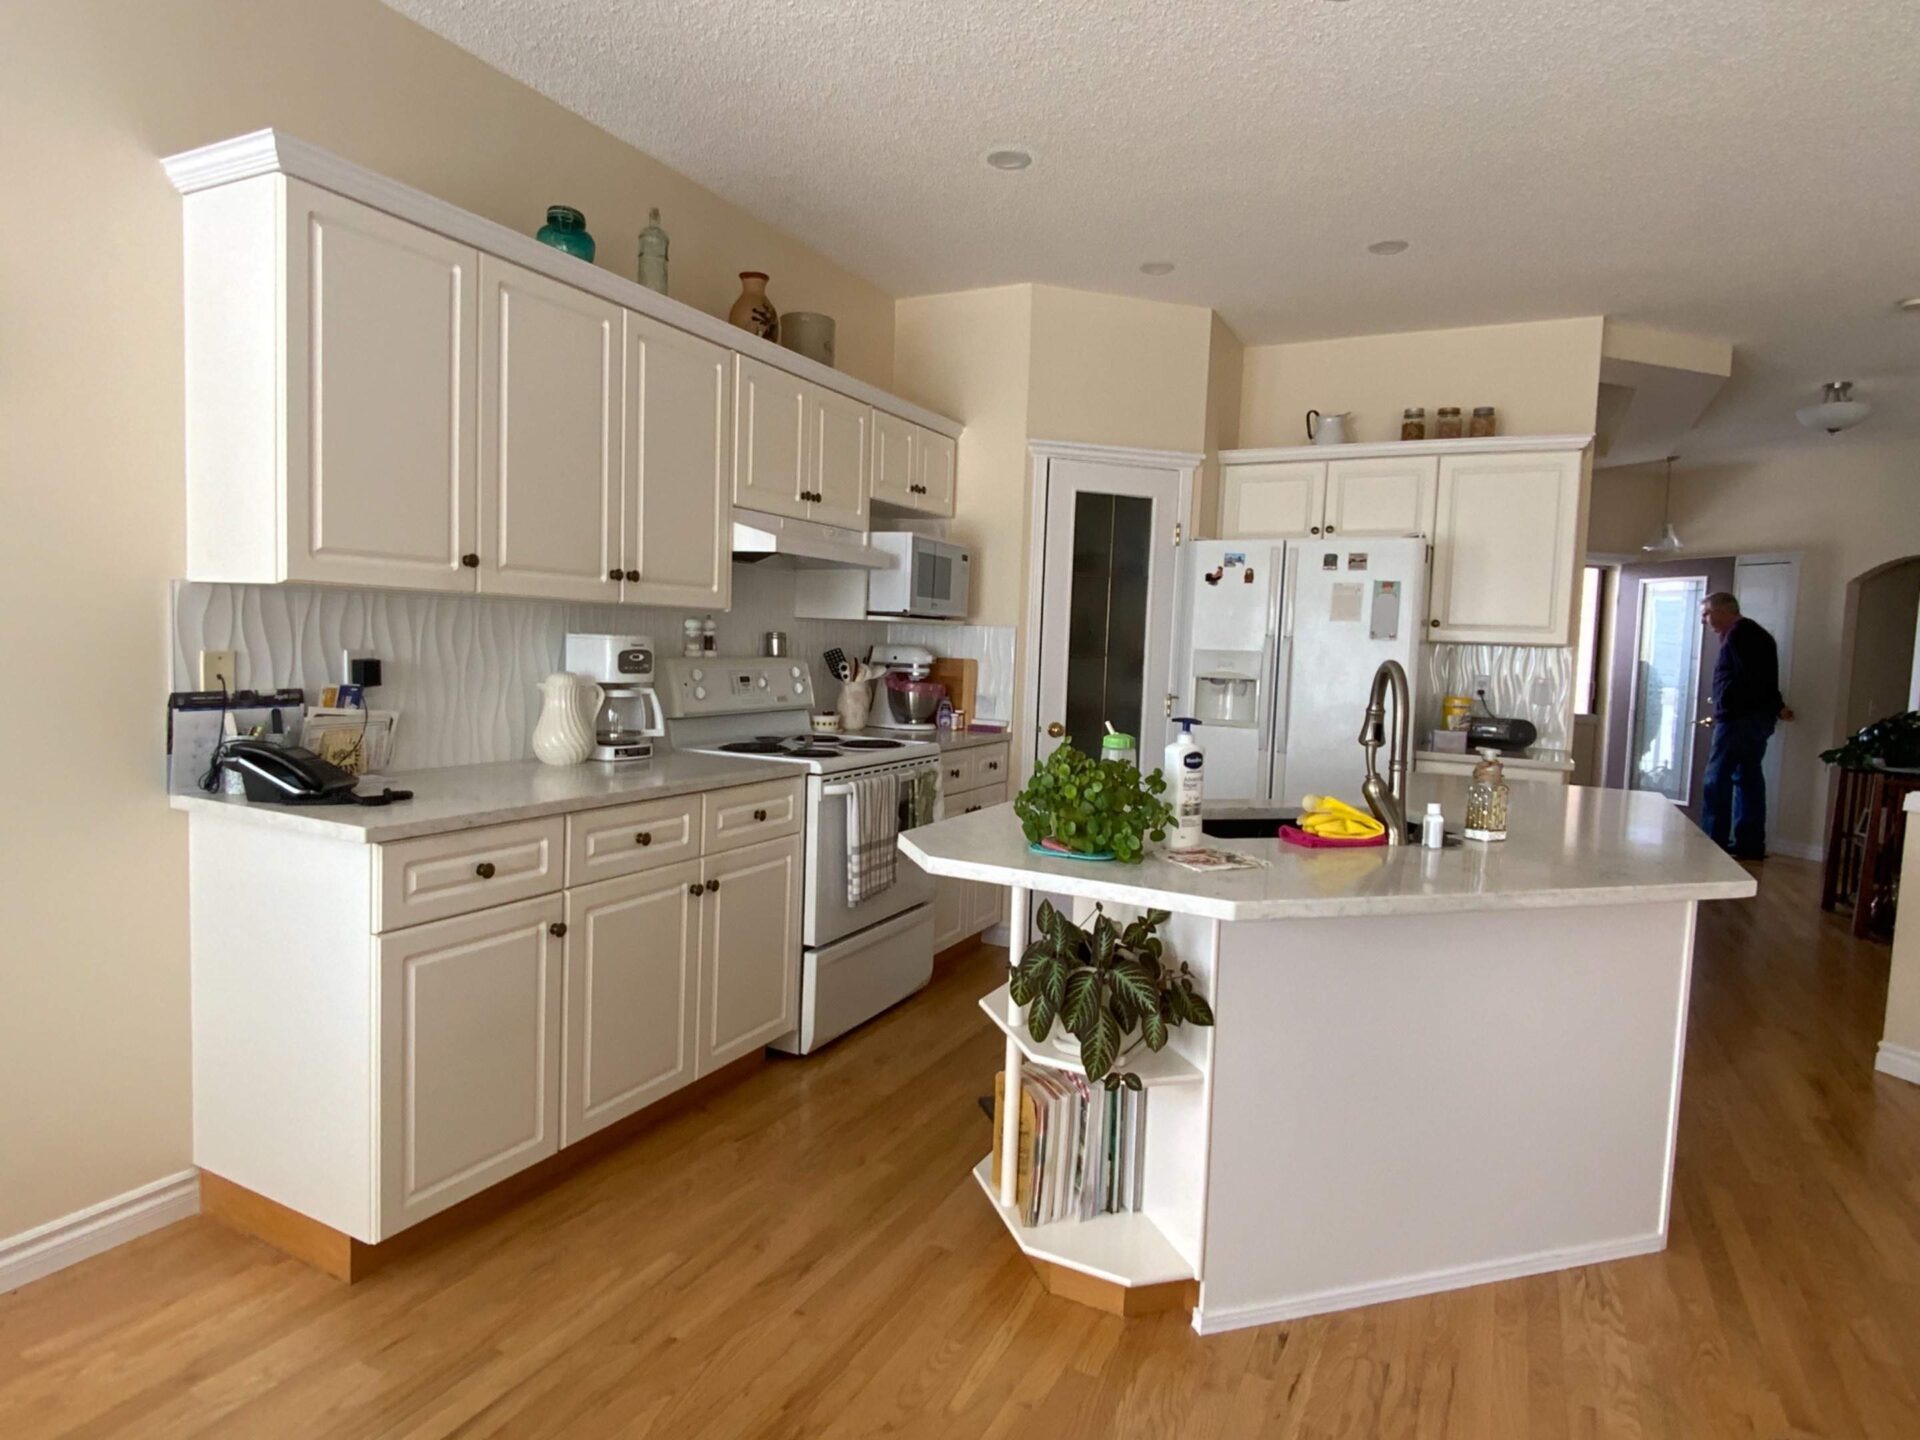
[1401,407,1427,441]
[701,614,717,654]
[1469,405,1497,437]
[1435,406,1464,439]
[1165,717,1205,847]
[682,617,703,658]
[1421,802,1447,849]
[1464,748,1510,842]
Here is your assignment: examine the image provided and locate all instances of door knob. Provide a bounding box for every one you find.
[1697,716,1715,729]
[1046,721,1066,738]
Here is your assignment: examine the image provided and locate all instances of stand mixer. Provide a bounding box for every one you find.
[867,644,942,733]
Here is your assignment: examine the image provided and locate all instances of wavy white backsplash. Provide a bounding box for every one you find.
[171,566,886,771]
[1421,644,1573,749]
[884,623,1017,723]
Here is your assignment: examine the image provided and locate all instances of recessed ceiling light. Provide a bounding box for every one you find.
[1140,261,1175,276]
[1367,239,1410,256]
[984,148,1033,172]
[1899,296,1920,313]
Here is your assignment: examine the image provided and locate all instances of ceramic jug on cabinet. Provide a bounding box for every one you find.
[1306,409,1352,445]
[533,672,603,766]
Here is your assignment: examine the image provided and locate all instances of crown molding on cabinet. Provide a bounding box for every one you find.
[1029,439,1206,468]
[1222,434,1594,464]
[161,130,962,441]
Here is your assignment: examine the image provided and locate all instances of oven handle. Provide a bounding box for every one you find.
[819,765,940,799]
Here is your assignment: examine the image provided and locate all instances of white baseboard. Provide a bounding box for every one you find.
[1190,1230,1667,1335]
[0,1170,200,1295]
[1875,1042,1920,1087]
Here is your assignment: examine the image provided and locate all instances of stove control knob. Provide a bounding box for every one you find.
[690,668,704,681]
[789,666,802,678]
[693,685,708,700]
[757,676,768,688]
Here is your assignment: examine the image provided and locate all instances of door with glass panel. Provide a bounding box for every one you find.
[1606,556,1735,816]
[1032,455,1182,773]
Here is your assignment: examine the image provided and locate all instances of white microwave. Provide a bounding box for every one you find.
[866,532,970,619]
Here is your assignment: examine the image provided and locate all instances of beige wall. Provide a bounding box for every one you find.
[0,0,897,1240]
[893,286,1035,628]
[1239,317,1606,446]
[1025,285,1214,453]
[1842,560,1920,735]
[1586,467,1670,556]
[1199,313,1246,536]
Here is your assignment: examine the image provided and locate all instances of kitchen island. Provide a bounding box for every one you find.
[900,777,1755,1333]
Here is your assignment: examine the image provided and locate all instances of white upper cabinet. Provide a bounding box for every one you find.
[624,314,731,608]
[870,408,918,510]
[1222,461,1328,538]
[478,256,623,603]
[915,427,958,518]
[808,384,870,530]
[1429,450,1584,644]
[732,354,811,520]
[1322,455,1438,538]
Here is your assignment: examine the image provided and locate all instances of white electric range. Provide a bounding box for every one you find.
[658,657,940,1054]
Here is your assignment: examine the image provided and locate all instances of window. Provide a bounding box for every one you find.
[1574,565,1607,715]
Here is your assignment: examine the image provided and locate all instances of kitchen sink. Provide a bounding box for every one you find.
[1201,811,1298,839]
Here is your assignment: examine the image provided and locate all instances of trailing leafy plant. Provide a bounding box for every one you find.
[1009,901,1213,1089]
[1012,740,1175,862]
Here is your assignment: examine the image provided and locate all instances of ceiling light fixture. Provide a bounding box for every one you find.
[1140,261,1175,276]
[1642,455,1684,554]
[1796,380,1871,434]
[1367,239,1409,255]
[983,148,1033,172]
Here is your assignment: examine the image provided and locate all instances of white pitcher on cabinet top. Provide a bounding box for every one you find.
[1305,409,1352,445]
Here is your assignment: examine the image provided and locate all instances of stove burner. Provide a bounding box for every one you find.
[785,746,840,758]
[836,738,904,750]
[717,740,791,755]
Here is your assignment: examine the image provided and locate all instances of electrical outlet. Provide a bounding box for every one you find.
[1472,671,1492,698]
[199,649,237,692]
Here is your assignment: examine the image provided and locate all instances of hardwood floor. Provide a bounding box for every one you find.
[4,858,1918,1438]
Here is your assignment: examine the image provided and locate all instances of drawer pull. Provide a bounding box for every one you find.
[705,878,720,893]
[986,761,999,771]
[753,808,768,821]
[689,882,704,897]
[474,861,496,879]
[635,831,653,846]
[948,767,962,779]
[548,922,567,938]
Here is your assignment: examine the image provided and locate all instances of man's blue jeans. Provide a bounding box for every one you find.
[1701,712,1775,856]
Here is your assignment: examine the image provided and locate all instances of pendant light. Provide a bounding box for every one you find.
[1642,455,1684,554]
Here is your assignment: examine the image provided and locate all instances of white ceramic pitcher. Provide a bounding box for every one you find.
[533,672,602,766]
[1305,409,1351,445]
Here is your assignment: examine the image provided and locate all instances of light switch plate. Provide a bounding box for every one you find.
[199,649,237,692]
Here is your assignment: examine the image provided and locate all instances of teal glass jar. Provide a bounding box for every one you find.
[536,205,595,262]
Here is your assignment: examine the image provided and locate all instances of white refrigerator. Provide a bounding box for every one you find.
[1171,536,1429,806]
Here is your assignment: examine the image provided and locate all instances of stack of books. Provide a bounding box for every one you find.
[990,1068,1148,1225]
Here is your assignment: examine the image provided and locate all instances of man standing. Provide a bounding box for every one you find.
[1700,592,1789,860]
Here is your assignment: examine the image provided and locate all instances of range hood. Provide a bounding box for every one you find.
[731,508,894,569]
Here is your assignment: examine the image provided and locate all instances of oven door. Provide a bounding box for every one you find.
[804,764,937,948]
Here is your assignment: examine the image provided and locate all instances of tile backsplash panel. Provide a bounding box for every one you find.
[1421,644,1573,750]
[172,566,886,771]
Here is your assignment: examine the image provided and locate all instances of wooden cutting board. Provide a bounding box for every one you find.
[929,658,978,720]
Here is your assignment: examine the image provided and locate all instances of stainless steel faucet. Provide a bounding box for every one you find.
[1359,659,1411,846]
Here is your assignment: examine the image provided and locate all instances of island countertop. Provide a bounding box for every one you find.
[900,776,1755,921]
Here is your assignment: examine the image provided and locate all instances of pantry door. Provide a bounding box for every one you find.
[1026,446,1193,780]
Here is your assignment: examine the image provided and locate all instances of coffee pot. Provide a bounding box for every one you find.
[1305,409,1352,445]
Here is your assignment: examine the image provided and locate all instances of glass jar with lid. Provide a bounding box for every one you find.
[1435,406,1464,440]
[1100,728,1138,770]
[1401,407,1427,441]
[1469,405,1497,437]
[1464,748,1510,842]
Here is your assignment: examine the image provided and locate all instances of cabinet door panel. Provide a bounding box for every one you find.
[625,314,731,608]
[284,180,478,590]
[809,386,870,529]
[870,408,918,508]
[377,895,562,1236]
[1222,461,1328,538]
[963,783,1009,935]
[733,356,810,519]
[478,256,623,602]
[1324,456,1438,538]
[562,862,701,1145]
[933,876,968,952]
[697,834,801,1075]
[916,427,957,517]
[1430,452,1582,643]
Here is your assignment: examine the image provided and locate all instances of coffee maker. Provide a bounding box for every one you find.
[563,634,666,762]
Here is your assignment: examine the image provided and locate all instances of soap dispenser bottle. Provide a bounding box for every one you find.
[1464,748,1509,842]
[1165,717,1205,847]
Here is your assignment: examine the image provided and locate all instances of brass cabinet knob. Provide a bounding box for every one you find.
[1046,721,1066,738]
[626,569,640,582]
[634,831,652,846]
[474,861,496,879]
[548,922,567,938]
[461,553,480,568]
[705,878,720,893]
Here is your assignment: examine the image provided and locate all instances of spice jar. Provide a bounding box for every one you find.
[1469,405,1497,438]
[1464,748,1510,842]
[1435,406,1463,440]
[1401,407,1426,441]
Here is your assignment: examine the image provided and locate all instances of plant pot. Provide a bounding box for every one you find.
[1028,841,1116,862]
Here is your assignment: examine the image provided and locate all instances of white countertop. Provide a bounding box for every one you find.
[899,777,1755,921]
[168,751,795,843]
[934,728,1013,752]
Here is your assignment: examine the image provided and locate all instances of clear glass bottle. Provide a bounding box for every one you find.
[1435,406,1464,440]
[1469,405,1497,437]
[1464,748,1509,842]
[1401,407,1426,441]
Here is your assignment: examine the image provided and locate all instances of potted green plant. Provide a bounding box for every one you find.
[1009,901,1213,1089]
[1012,740,1175,862]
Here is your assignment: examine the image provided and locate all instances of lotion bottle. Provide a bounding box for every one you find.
[1165,717,1205,847]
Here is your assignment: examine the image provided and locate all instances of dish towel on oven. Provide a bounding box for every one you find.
[846,773,899,906]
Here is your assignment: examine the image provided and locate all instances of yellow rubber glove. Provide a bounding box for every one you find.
[1299,794,1385,838]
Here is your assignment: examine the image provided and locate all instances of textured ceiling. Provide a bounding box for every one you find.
[385,0,1919,456]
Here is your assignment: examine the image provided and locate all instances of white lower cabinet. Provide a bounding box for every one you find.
[377,893,565,1236]
[562,861,702,1146]
[697,833,802,1073]
[933,755,1010,952]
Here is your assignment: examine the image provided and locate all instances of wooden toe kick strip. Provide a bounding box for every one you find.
[1025,1256,1198,1318]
